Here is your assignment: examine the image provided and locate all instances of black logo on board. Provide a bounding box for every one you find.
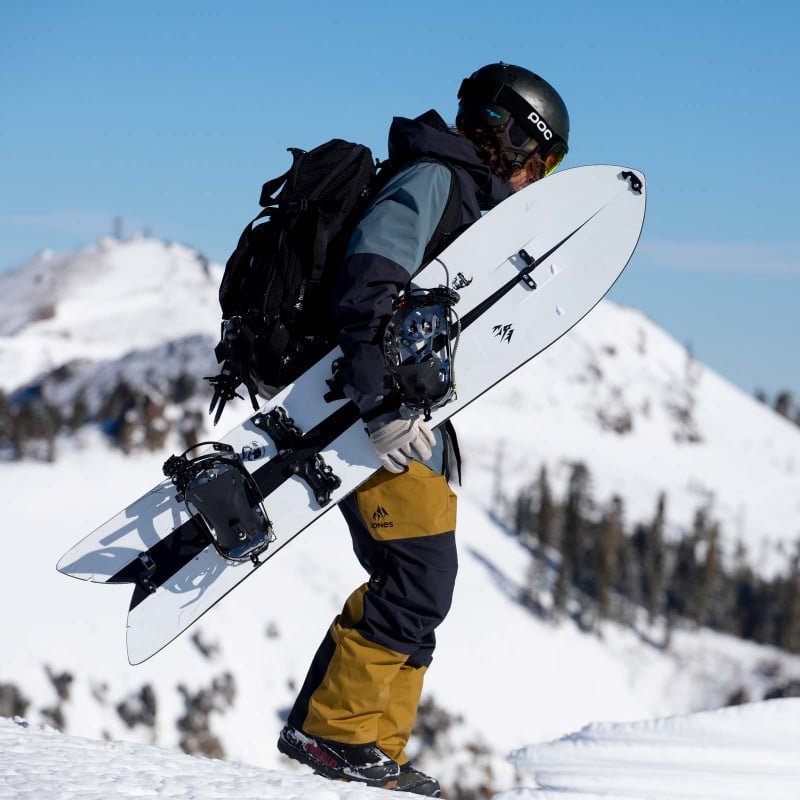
[493,324,514,344]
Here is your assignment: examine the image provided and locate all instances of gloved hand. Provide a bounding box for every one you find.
[367,414,435,473]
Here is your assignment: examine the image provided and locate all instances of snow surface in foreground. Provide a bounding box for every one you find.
[3,700,799,800]
[503,698,800,800]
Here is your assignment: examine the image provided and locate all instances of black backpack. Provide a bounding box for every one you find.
[209,139,462,422]
[213,140,378,408]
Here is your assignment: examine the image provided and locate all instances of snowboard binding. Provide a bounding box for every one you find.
[163,442,275,563]
[383,284,461,420]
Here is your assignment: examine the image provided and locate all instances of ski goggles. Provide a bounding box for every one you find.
[504,115,568,176]
[459,77,569,176]
[543,141,568,175]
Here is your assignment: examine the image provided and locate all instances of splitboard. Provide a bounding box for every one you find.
[57,165,647,664]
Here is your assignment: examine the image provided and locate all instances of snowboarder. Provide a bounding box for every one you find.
[277,62,570,795]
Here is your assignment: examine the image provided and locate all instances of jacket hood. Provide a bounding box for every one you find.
[387,110,512,209]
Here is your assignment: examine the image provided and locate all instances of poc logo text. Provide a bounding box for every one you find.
[527,111,553,141]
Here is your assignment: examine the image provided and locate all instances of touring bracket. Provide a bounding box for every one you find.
[252,407,342,507]
[292,453,342,507]
[252,406,304,452]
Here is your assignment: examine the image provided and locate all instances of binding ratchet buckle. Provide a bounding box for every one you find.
[163,442,275,564]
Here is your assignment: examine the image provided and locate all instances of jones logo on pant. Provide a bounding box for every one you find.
[372,506,393,528]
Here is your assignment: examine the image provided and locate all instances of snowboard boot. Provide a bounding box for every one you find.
[277,725,400,787]
[393,763,441,796]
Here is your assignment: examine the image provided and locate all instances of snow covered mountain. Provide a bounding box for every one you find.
[0,236,221,390]
[457,301,800,575]
[2,237,800,798]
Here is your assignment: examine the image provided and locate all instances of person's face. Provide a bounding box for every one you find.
[508,166,538,193]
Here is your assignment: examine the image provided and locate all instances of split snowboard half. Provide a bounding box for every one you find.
[57,165,647,664]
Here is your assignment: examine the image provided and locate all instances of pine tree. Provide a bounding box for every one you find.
[535,465,556,550]
[728,542,751,638]
[614,532,640,627]
[11,405,25,460]
[667,530,698,625]
[775,543,800,653]
[774,391,794,419]
[179,409,205,450]
[514,484,535,540]
[13,398,61,462]
[554,463,591,620]
[0,390,13,450]
[644,493,667,624]
[595,496,624,623]
[492,441,505,511]
[142,391,170,451]
[695,518,721,628]
[69,391,90,432]
[172,372,197,404]
[522,466,557,613]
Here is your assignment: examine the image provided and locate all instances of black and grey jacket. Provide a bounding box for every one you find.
[332,109,512,419]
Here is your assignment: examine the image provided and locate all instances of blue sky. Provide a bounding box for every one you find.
[2,1,798,399]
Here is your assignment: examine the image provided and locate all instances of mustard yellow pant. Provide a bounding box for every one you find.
[287,461,458,763]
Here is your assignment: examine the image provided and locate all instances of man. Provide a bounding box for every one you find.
[278,63,570,796]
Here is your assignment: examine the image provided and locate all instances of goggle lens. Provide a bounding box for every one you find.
[544,143,567,176]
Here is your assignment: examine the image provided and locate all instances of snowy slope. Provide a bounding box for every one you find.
[504,699,800,800]
[457,299,800,573]
[0,716,386,800]
[4,437,800,788]
[3,700,799,799]
[2,237,800,797]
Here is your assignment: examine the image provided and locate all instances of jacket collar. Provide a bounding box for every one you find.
[387,110,512,209]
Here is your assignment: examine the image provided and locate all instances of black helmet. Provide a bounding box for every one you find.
[457,62,570,175]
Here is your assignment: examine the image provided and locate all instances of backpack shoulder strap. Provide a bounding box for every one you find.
[370,156,464,270]
[418,158,464,265]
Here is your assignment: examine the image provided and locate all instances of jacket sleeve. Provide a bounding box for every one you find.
[332,160,453,417]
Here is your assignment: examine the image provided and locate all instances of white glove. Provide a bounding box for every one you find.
[367,416,435,474]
